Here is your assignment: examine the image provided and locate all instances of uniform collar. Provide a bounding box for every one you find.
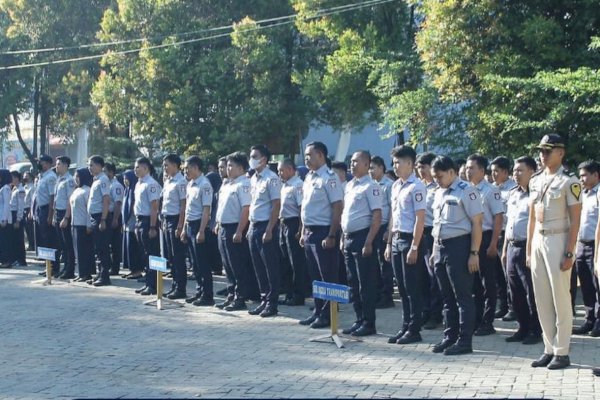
[192,174,204,186]
[232,175,245,184]
[353,174,369,184]
[167,172,182,183]
[585,182,600,194]
[449,178,462,191]
[314,164,329,176]
[475,179,488,191]
[94,172,107,181]
[286,175,301,185]
[399,173,416,185]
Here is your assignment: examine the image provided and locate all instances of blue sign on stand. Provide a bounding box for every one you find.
[37,247,56,262]
[312,281,350,304]
[149,256,168,273]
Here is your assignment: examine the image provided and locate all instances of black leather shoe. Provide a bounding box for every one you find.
[397,331,422,344]
[224,300,247,311]
[590,327,600,337]
[375,298,395,309]
[248,302,267,315]
[164,286,176,297]
[192,297,215,306]
[531,353,554,368]
[522,332,542,345]
[185,293,202,304]
[59,273,75,280]
[92,280,111,287]
[501,310,517,322]
[109,269,120,276]
[135,286,148,294]
[572,321,593,335]
[342,321,363,335]
[166,291,187,300]
[494,308,508,319]
[216,287,228,296]
[259,306,278,318]
[443,343,473,355]
[474,323,496,336]
[215,298,234,309]
[140,287,156,296]
[432,338,456,354]
[423,318,442,330]
[352,324,376,337]
[387,329,407,344]
[299,314,318,326]
[505,331,527,343]
[310,318,330,329]
[547,355,570,370]
[592,367,600,377]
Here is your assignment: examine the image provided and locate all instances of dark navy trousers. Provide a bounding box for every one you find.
[344,228,378,325]
[186,219,213,298]
[248,220,280,305]
[135,216,160,289]
[162,215,187,292]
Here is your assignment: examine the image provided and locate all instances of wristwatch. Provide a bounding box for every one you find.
[470,250,479,256]
[564,251,573,259]
[410,245,418,251]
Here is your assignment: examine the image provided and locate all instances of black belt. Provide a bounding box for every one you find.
[305,225,329,232]
[344,227,369,239]
[435,234,470,245]
[220,222,238,227]
[579,239,595,246]
[280,216,300,224]
[136,215,151,221]
[508,239,526,248]
[392,231,413,240]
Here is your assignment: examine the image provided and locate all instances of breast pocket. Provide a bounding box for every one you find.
[544,188,564,221]
[444,201,463,223]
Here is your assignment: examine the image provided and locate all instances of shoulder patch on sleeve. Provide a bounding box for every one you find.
[116,188,122,195]
[571,182,581,201]
[458,181,467,190]
[150,186,157,193]
[243,185,250,193]
[415,192,423,202]
[327,178,337,189]
[469,192,477,200]
[373,188,380,196]
[494,192,501,200]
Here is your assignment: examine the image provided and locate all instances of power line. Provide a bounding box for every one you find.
[1,0,396,56]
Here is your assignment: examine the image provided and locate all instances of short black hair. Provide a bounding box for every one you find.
[163,154,182,168]
[185,155,204,171]
[331,161,347,172]
[432,156,456,173]
[10,170,21,181]
[353,150,371,163]
[89,155,105,168]
[279,158,296,170]
[104,162,116,174]
[306,141,328,159]
[56,155,71,167]
[515,156,537,172]
[578,160,600,175]
[416,152,437,166]
[370,156,386,171]
[391,145,417,164]
[250,144,270,160]
[467,154,489,171]
[135,157,153,174]
[490,156,511,172]
[227,151,249,171]
[455,158,466,168]
[218,156,227,163]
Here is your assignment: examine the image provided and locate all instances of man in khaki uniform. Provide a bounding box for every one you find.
[527,134,582,370]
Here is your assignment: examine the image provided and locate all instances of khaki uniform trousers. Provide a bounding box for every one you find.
[531,231,573,356]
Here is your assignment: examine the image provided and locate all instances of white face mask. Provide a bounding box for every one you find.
[249,158,261,170]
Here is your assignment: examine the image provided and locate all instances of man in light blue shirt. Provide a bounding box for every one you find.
[104,163,125,276]
[53,156,76,279]
[87,155,112,286]
[35,155,58,276]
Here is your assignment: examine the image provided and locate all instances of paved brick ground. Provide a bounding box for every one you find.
[1,256,600,399]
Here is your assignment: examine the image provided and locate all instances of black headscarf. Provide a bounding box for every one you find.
[76,167,93,188]
[0,169,12,187]
[123,170,138,224]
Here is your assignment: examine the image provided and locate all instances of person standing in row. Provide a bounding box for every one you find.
[247,145,281,318]
[9,171,26,267]
[104,163,124,276]
[181,156,214,306]
[23,171,35,251]
[133,157,162,296]
[0,170,13,268]
[502,156,542,344]
[87,155,112,286]
[299,142,344,329]
[160,154,188,300]
[431,156,483,355]
[466,154,504,336]
[341,150,382,337]
[386,146,427,344]
[121,170,142,280]
[369,156,395,309]
[35,155,58,275]
[528,134,581,370]
[54,156,76,280]
[205,161,223,277]
[278,158,309,306]
[66,168,94,282]
[571,160,600,336]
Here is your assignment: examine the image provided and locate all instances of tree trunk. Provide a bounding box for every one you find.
[32,74,40,158]
[12,114,36,172]
[40,92,48,155]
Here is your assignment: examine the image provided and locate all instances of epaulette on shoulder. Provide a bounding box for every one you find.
[509,185,519,191]
[563,169,574,177]
[326,169,335,175]
[531,170,543,178]
[457,181,468,189]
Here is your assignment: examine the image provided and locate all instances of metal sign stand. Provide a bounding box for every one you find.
[309,281,361,349]
[143,256,183,310]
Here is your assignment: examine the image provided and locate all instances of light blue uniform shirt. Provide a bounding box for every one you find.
[161,172,187,216]
[216,175,251,224]
[433,178,484,240]
[579,183,600,241]
[70,186,92,228]
[376,176,394,225]
[87,172,111,215]
[185,175,212,222]
[54,173,75,211]
[134,174,161,217]
[249,168,281,223]
[424,180,438,228]
[109,178,125,213]
[505,187,530,241]
[496,178,517,230]
[301,164,344,226]
[36,169,57,207]
[10,184,25,220]
[0,185,12,223]
[341,175,382,233]
[475,179,505,232]
[24,183,33,208]
[280,175,303,219]
[391,173,427,233]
